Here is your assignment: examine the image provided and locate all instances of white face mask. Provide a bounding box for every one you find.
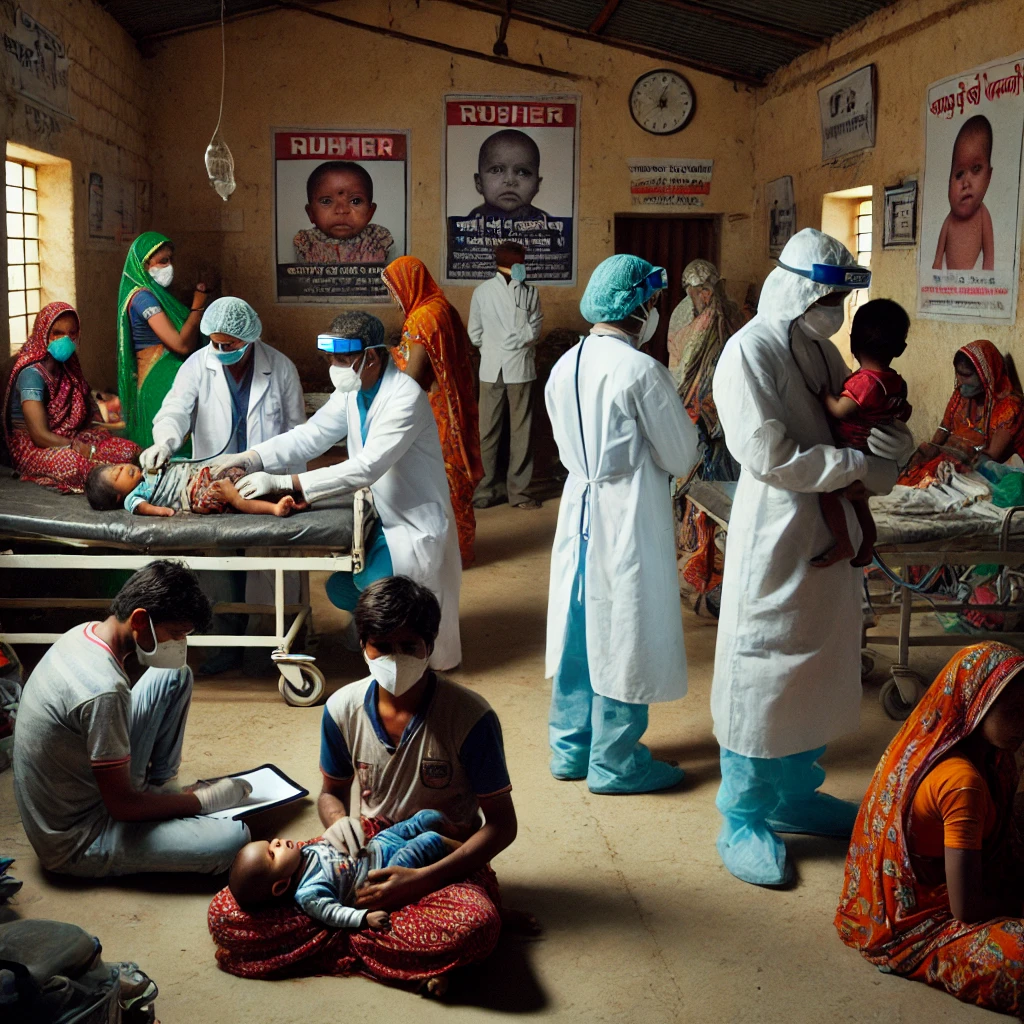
[364,651,428,697]
[329,352,367,394]
[149,264,174,288]
[631,304,660,347]
[136,618,188,670]
[798,302,844,341]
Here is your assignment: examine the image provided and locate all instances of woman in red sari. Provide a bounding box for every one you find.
[3,302,139,492]
[901,340,1024,486]
[836,642,1024,1015]
[382,257,483,568]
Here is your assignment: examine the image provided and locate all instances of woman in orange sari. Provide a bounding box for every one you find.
[836,642,1024,1016]
[382,257,483,568]
[901,340,1024,486]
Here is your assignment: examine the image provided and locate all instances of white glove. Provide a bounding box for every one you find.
[208,449,263,479]
[139,443,172,473]
[323,815,366,855]
[867,422,915,466]
[237,471,294,500]
[194,776,253,814]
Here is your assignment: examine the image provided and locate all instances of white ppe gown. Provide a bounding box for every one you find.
[545,332,699,704]
[251,361,462,671]
[710,316,898,759]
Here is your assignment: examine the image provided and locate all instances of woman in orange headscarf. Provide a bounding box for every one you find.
[382,257,483,568]
[901,340,1024,486]
[836,642,1024,1015]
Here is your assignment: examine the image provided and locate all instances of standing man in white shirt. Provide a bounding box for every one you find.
[469,241,544,510]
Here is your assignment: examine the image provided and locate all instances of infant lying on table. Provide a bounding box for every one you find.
[84,462,305,518]
[228,810,461,931]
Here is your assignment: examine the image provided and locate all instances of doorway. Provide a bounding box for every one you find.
[614,214,719,365]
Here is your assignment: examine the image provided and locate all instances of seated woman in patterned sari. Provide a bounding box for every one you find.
[3,301,139,492]
[836,642,1024,1016]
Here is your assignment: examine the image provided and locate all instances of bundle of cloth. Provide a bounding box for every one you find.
[207,821,501,985]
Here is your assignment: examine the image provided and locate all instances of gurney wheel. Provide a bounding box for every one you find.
[879,671,925,721]
[278,663,326,707]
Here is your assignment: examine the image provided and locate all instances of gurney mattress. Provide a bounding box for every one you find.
[0,469,353,551]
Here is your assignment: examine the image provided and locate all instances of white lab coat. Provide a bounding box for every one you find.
[251,361,462,671]
[468,273,543,384]
[710,229,898,759]
[151,340,307,468]
[545,332,699,704]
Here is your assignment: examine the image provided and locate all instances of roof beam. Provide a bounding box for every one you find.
[442,0,764,85]
[589,0,623,34]
[656,0,826,49]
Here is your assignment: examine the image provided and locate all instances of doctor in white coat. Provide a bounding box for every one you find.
[711,229,916,886]
[546,254,699,794]
[219,311,462,672]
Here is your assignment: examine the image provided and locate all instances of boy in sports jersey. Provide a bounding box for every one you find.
[317,575,517,913]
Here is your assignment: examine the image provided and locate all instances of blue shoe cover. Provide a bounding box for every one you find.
[588,758,684,795]
[766,793,859,838]
[716,821,790,886]
[550,754,587,781]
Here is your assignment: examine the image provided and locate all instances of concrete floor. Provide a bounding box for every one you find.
[0,501,997,1021]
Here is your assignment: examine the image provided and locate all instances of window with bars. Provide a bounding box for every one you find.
[849,197,873,316]
[7,158,41,351]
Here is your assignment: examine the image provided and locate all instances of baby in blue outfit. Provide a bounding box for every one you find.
[228,809,458,930]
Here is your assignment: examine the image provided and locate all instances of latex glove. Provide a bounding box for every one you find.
[208,449,263,479]
[867,422,915,466]
[194,776,252,814]
[139,443,172,473]
[323,815,366,855]
[237,471,294,500]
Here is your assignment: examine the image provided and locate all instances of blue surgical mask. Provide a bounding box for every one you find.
[960,381,983,398]
[214,343,250,365]
[47,335,77,362]
[510,263,527,282]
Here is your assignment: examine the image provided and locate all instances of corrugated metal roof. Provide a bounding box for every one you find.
[102,0,901,83]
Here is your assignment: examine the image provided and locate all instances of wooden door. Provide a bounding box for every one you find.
[613,215,719,365]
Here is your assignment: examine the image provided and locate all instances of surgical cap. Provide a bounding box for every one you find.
[326,310,386,350]
[758,228,856,324]
[682,259,720,289]
[580,254,666,323]
[200,296,262,343]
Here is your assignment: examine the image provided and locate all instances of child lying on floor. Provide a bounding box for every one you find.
[228,809,461,930]
[84,462,304,517]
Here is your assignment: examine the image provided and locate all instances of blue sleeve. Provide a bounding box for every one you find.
[16,365,45,402]
[458,710,511,797]
[124,479,153,514]
[295,882,367,930]
[320,706,353,780]
[130,289,163,322]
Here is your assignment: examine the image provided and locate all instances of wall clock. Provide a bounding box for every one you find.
[629,69,695,135]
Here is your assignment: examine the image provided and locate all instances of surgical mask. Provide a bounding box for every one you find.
[510,262,527,282]
[798,303,844,341]
[330,354,365,393]
[364,650,428,696]
[631,304,660,347]
[47,335,76,362]
[214,342,250,366]
[135,617,188,670]
[960,381,984,398]
[149,264,174,288]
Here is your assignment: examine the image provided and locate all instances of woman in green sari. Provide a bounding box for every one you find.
[117,232,211,449]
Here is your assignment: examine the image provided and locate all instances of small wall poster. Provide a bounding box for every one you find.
[444,94,579,284]
[272,128,409,304]
[2,7,70,117]
[918,53,1024,324]
[766,175,795,257]
[818,65,875,162]
[628,159,713,208]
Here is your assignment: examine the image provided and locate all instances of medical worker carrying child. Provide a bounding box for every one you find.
[216,311,462,672]
[545,255,699,794]
[710,228,915,886]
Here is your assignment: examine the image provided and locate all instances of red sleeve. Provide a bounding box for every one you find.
[991,395,1023,434]
[841,371,884,411]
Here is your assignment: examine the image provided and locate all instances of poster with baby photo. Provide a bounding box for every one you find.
[918,54,1024,324]
[444,94,580,285]
[272,128,409,303]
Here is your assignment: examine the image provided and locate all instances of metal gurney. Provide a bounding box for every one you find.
[0,470,374,706]
[685,479,1024,720]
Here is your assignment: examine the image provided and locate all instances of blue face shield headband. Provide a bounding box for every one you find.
[638,266,669,303]
[317,334,365,354]
[776,260,871,289]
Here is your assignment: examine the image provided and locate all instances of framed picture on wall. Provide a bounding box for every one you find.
[883,181,918,248]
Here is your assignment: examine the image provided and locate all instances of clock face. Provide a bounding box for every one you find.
[629,70,695,135]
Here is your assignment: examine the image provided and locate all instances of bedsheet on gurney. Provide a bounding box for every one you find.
[0,468,354,551]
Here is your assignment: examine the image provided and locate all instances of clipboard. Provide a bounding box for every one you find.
[200,764,309,820]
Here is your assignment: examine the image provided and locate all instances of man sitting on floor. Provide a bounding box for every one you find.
[13,560,252,877]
